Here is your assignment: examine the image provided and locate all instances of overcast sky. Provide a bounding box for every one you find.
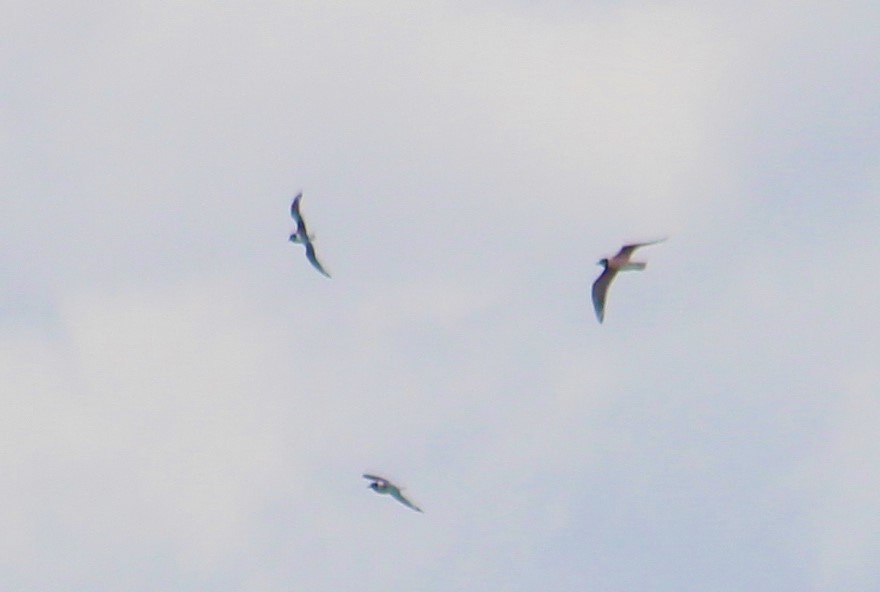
[2,1,880,590]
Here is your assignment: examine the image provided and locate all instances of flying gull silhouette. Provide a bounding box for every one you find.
[362,474,423,512]
[289,192,330,278]
[592,239,666,323]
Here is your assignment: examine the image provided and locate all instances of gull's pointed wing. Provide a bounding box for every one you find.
[389,487,423,513]
[362,474,388,484]
[290,193,308,235]
[591,267,617,323]
[614,238,667,261]
[305,242,331,278]
[290,193,303,222]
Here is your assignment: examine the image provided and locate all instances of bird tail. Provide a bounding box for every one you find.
[620,262,646,271]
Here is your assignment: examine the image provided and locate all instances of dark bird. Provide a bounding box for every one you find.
[289,192,330,277]
[592,239,666,323]
[362,474,423,512]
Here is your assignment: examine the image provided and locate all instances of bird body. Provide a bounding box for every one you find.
[289,193,331,278]
[591,239,665,323]
[362,474,423,513]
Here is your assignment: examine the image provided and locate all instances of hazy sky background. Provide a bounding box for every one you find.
[2,1,879,590]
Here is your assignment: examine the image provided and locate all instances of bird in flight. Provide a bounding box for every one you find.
[362,474,423,512]
[289,192,330,278]
[592,239,666,323]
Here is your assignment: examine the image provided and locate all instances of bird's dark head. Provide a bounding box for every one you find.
[368,482,378,491]
[597,257,609,267]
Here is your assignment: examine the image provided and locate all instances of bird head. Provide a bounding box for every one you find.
[597,257,609,266]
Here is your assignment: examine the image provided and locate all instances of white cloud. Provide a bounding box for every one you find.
[3,1,880,590]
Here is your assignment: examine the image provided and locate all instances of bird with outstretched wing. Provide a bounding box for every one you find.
[363,474,423,513]
[592,238,666,323]
[289,192,331,278]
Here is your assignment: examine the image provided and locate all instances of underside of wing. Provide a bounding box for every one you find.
[305,243,331,278]
[591,268,616,323]
[391,489,423,512]
[290,193,304,221]
[616,237,666,259]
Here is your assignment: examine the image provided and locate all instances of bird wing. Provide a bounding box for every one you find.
[591,267,617,323]
[290,193,303,222]
[290,193,308,235]
[390,487,423,512]
[362,474,388,485]
[615,238,667,260]
[305,242,331,278]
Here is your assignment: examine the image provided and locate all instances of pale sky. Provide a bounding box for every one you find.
[2,1,880,591]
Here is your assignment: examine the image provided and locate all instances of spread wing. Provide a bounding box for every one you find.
[362,474,388,485]
[290,193,303,221]
[305,242,331,278]
[290,193,307,234]
[614,238,666,260]
[591,267,617,323]
[390,487,423,513]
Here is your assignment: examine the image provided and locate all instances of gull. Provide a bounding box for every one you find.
[592,239,666,323]
[362,474,423,513]
[289,192,330,278]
